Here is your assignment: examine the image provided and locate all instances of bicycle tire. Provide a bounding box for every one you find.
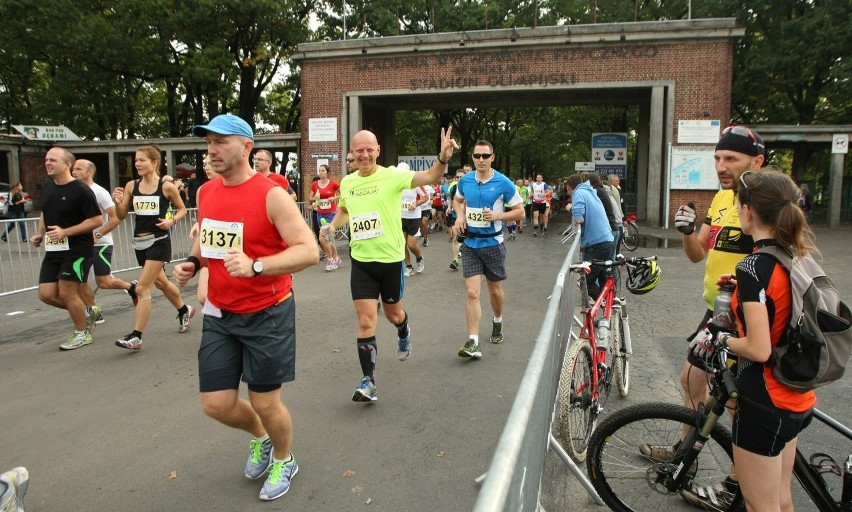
[622,222,640,251]
[555,337,596,462]
[586,403,743,512]
[610,311,629,397]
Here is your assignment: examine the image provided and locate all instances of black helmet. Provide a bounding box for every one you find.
[626,260,661,295]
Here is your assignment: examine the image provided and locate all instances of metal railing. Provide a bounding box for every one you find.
[473,228,589,511]
[0,203,317,296]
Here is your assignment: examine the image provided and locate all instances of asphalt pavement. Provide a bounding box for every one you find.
[2,219,850,511]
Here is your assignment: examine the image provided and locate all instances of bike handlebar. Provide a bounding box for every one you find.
[569,255,657,273]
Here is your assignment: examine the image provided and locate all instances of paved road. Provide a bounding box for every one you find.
[2,221,850,511]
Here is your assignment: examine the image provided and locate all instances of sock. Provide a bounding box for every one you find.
[273,453,294,464]
[394,311,409,339]
[469,335,479,344]
[357,336,377,381]
[178,304,189,316]
[257,433,269,442]
[533,224,539,231]
[493,316,503,324]
[76,329,86,335]
[133,330,143,339]
[507,224,515,234]
[406,265,413,270]
[416,257,423,263]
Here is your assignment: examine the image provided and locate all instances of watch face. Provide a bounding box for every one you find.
[253,260,263,274]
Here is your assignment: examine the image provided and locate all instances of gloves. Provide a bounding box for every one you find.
[688,324,732,364]
[675,202,697,235]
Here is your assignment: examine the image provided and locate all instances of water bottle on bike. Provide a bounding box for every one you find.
[595,318,610,351]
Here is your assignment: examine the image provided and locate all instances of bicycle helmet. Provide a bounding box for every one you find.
[626,260,661,295]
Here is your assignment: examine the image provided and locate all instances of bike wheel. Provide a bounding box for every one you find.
[610,311,629,397]
[622,222,640,251]
[555,337,596,462]
[586,403,743,512]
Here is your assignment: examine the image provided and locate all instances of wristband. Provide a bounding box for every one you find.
[185,256,201,277]
[437,155,448,165]
[716,332,731,348]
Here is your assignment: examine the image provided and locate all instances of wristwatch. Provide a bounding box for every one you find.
[95,232,103,239]
[252,259,264,276]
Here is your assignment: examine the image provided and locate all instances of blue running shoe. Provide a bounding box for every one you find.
[259,456,298,501]
[245,437,273,479]
[397,328,411,361]
[352,377,377,402]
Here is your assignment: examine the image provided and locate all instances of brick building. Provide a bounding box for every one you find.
[296,18,743,226]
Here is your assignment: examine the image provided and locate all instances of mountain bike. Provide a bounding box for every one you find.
[554,254,657,462]
[585,347,852,512]
[621,213,640,252]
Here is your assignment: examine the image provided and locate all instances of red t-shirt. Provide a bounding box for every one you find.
[265,172,289,190]
[311,179,340,214]
[199,173,291,314]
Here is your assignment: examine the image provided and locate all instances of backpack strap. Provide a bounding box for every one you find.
[756,244,794,273]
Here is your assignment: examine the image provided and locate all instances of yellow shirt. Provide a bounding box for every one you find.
[702,189,754,310]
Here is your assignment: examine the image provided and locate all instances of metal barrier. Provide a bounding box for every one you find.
[473,229,599,511]
[0,203,318,296]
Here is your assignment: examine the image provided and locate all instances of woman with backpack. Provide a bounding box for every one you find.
[690,169,817,511]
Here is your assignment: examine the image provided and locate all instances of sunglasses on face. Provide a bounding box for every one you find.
[721,125,765,155]
[472,153,492,160]
[738,170,755,205]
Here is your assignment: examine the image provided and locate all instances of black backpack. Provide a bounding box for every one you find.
[758,245,852,392]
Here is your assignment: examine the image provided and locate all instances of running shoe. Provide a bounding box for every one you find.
[533,230,539,237]
[320,253,327,261]
[126,280,139,306]
[510,233,516,241]
[490,321,504,344]
[178,305,196,333]
[404,267,415,277]
[0,467,28,512]
[422,237,429,247]
[259,456,299,501]
[458,339,482,359]
[352,377,377,402]
[325,260,336,272]
[115,332,142,350]
[245,437,273,479]
[415,258,425,274]
[397,328,411,361]
[680,478,738,510]
[449,259,459,271]
[638,442,677,461]
[333,258,343,268]
[86,304,101,332]
[95,311,105,324]
[59,330,93,351]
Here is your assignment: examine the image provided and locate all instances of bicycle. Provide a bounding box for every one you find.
[554,254,658,462]
[621,213,640,252]
[585,347,852,512]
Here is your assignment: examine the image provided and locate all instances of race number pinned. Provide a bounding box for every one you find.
[200,218,244,259]
[466,207,491,228]
[133,196,161,216]
[45,235,70,252]
[350,212,383,241]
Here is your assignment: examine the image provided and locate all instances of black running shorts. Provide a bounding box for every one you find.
[198,295,296,392]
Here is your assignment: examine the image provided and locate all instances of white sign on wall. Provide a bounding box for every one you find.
[833,134,849,154]
[677,120,721,144]
[398,155,439,171]
[670,146,719,190]
[575,161,595,171]
[12,125,81,141]
[308,118,337,142]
